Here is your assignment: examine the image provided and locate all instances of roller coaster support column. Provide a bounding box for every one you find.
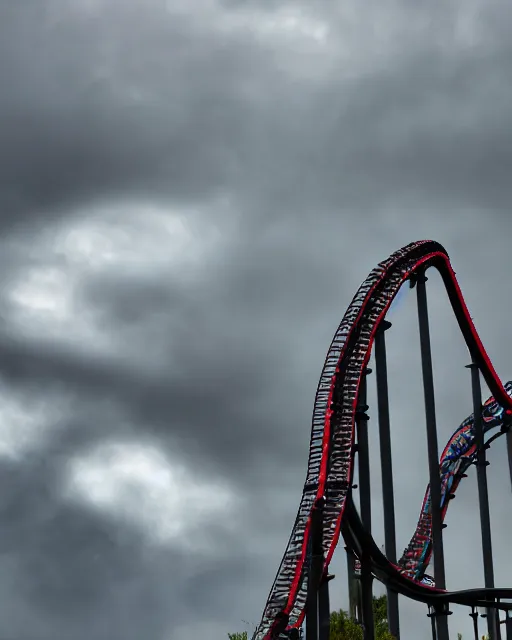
[356,369,375,640]
[469,607,479,640]
[318,573,334,640]
[507,429,512,497]
[505,611,512,640]
[346,548,360,622]
[427,606,438,640]
[415,270,450,640]
[374,319,400,639]
[468,362,499,640]
[306,497,328,640]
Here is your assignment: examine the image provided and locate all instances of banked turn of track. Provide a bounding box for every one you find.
[252,240,512,640]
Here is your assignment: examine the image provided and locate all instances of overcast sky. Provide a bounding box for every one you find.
[1,1,512,639]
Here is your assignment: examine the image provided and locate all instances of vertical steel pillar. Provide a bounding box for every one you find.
[506,611,512,640]
[428,607,438,640]
[374,319,400,639]
[346,549,359,621]
[507,429,512,496]
[468,363,498,640]
[469,608,479,640]
[306,498,325,640]
[318,574,333,640]
[415,270,449,640]
[356,369,375,640]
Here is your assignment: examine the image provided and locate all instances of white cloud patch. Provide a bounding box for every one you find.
[4,201,227,355]
[64,439,238,549]
[0,384,69,461]
[221,5,329,43]
[9,266,73,323]
[55,203,220,274]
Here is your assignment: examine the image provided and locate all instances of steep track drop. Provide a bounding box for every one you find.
[252,240,512,640]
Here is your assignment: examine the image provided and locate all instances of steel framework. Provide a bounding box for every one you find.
[252,241,512,640]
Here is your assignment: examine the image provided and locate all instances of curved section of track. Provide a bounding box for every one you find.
[252,241,512,640]
[398,381,512,582]
[342,496,512,608]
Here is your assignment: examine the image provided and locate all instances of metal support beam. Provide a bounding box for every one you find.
[318,574,333,640]
[374,319,400,639]
[346,549,359,622]
[415,270,449,640]
[356,370,375,640]
[428,607,438,640]
[469,608,479,640]
[506,611,512,640]
[306,498,325,640]
[507,429,512,497]
[468,363,498,640]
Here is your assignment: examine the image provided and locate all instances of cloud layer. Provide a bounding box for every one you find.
[1,1,512,639]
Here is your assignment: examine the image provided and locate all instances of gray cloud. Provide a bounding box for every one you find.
[1,0,512,639]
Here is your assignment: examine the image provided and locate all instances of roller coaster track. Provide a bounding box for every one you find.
[398,380,512,583]
[252,240,512,640]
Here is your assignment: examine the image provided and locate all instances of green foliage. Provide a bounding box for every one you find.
[230,595,474,640]
[229,596,394,640]
[329,608,364,640]
[329,595,396,640]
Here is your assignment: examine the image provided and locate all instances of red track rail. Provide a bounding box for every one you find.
[253,241,512,640]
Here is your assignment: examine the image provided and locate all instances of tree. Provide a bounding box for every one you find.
[329,595,396,640]
[329,607,366,640]
[229,596,394,640]
[229,597,474,639]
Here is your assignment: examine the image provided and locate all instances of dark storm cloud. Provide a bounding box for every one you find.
[0,461,250,640]
[1,0,512,639]
[0,451,168,640]
[2,0,512,236]
[0,0,274,227]
[0,376,253,640]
